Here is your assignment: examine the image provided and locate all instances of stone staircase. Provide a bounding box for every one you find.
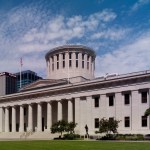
[0,132,59,140]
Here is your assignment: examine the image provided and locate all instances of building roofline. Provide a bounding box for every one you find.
[45,44,96,60]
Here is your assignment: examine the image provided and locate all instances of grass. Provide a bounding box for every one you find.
[0,140,150,150]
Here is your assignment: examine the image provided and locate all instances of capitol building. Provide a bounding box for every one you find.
[0,45,150,139]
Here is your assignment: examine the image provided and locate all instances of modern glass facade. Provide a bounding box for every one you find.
[14,70,42,91]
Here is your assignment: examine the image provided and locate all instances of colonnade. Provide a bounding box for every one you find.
[0,99,74,132]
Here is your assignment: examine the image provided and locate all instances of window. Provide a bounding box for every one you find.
[124,117,130,127]
[87,62,89,70]
[82,61,84,68]
[109,95,114,106]
[63,53,65,59]
[69,60,72,67]
[57,62,59,69]
[142,116,147,127]
[63,61,65,68]
[95,118,99,128]
[76,53,78,59]
[69,52,72,59]
[76,60,78,68]
[141,91,147,103]
[94,97,99,107]
[56,54,59,61]
[82,54,84,60]
[124,93,130,105]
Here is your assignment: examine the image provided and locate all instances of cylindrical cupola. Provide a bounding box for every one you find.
[45,45,96,80]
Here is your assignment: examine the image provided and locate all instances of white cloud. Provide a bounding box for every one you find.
[95,32,150,76]
[131,0,150,12]
[0,6,118,77]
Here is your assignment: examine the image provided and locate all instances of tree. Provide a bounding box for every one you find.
[99,118,120,137]
[66,122,77,134]
[51,120,77,137]
[51,120,67,137]
[144,108,150,117]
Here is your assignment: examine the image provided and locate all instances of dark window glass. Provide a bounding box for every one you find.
[124,94,130,105]
[52,56,54,62]
[63,61,65,68]
[57,62,59,69]
[82,54,84,60]
[56,54,59,61]
[87,55,90,61]
[87,62,89,69]
[95,118,99,128]
[63,53,65,59]
[94,97,99,107]
[69,60,72,67]
[125,117,130,127]
[52,63,54,71]
[76,53,78,59]
[142,116,147,127]
[69,52,72,59]
[82,61,84,68]
[109,95,114,106]
[141,91,147,103]
[76,60,78,68]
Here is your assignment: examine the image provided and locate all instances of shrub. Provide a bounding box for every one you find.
[63,133,80,140]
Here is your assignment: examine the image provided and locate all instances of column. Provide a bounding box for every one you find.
[47,102,52,130]
[37,103,42,132]
[28,104,33,131]
[12,106,16,132]
[74,97,80,134]
[57,101,62,121]
[19,105,24,132]
[0,107,4,132]
[5,107,9,132]
[68,100,73,122]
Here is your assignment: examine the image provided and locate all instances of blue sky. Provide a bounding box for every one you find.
[0,0,150,78]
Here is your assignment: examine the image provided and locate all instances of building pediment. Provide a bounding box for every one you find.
[20,79,68,92]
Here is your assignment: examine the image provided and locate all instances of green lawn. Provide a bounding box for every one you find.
[0,141,150,150]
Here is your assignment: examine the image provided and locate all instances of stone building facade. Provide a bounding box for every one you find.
[0,45,150,137]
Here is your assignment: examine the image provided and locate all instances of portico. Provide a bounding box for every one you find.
[0,98,75,133]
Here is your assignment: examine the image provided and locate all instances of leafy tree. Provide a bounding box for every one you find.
[99,118,120,137]
[51,120,67,137]
[144,108,150,117]
[51,120,77,137]
[66,122,77,134]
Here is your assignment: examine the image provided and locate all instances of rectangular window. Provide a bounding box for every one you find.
[141,91,147,103]
[87,62,89,69]
[76,53,78,59]
[63,53,65,59]
[124,93,130,105]
[56,54,59,61]
[57,62,59,69]
[142,116,147,127]
[109,95,114,106]
[94,97,99,107]
[82,54,84,60]
[125,117,130,127]
[95,118,99,128]
[63,61,65,68]
[69,60,72,67]
[52,63,54,71]
[87,55,90,61]
[76,60,78,68]
[82,61,84,68]
[69,52,72,59]
[52,56,54,62]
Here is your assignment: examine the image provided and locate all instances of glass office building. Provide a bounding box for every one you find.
[14,70,42,91]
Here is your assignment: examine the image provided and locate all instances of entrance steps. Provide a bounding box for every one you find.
[0,132,23,140]
[0,132,59,140]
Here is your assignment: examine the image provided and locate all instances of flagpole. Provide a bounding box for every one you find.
[20,58,22,89]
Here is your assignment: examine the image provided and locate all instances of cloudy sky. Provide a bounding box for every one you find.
[0,0,150,78]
